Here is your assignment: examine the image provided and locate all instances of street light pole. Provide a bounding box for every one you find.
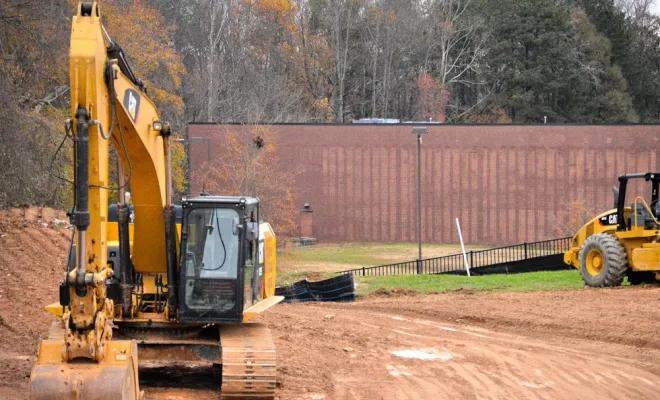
[412,127,428,274]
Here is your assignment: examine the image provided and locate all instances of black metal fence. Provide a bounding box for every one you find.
[338,237,572,277]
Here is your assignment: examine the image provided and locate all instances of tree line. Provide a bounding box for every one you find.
[1,0,659,209]
[163,0,660,124]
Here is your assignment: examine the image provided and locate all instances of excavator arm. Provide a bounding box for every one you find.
[30,3,172,398]
[31,3,283,399]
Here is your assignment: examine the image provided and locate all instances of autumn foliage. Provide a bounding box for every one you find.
[251,0,298,34]
[554,200,593,237]
[461,105,513,124]
[414,74,450,122]
[0,1,70,208]
[193,126,299,237]
[85,0,187,117]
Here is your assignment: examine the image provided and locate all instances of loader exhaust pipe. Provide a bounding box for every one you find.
[612,186,619,209]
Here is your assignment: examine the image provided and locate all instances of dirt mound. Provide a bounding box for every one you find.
[0,207,71,395]
[369,288,424,298]
[0,206,70,230]
[302,271,325,282]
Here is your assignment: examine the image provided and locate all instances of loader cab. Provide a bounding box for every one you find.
[615,173,660,232]
[177,196,263,324]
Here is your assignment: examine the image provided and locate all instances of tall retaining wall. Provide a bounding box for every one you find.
[188,123,660,245]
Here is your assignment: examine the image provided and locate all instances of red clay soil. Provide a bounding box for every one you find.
[1,208,660,399]
[267,288,660,400]
[0,207,72,399]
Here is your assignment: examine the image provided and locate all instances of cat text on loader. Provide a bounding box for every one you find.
[564,172,660,287]
[29,3,284,399]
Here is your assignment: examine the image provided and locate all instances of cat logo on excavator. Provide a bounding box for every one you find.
[123,89,140,123]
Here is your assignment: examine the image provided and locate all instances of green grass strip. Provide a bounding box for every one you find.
[355,270,587,296]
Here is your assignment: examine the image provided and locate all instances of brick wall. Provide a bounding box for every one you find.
[189,124,660,245]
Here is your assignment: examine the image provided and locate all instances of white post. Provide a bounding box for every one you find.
[456,218,470,277]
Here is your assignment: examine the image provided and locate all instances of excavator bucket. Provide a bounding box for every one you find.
[29,325,140,400]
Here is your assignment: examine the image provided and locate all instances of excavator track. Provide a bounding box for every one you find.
[220,323,277,399]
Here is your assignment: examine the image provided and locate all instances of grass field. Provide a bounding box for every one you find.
[354,270,588,296]
[276,242,487,286]
[276,242,594,296]
[287,242,487,266]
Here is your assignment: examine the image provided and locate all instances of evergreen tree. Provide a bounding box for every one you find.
[481,0,638,123]
[582,0,660,122]
[483,0,580,122]
[571,8,638,122]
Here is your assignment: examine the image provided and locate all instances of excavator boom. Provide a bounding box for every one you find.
[30,2,156,398]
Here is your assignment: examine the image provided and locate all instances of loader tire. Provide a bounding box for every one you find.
[579,233,628,287]
[627,271,657,285]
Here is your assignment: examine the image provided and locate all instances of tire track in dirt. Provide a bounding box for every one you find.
[264,288,660,400]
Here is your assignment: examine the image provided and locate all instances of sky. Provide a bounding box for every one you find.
[652,3,660,15]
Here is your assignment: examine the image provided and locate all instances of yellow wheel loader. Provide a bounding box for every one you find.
[29,3,283,399]
[564,173,660,287]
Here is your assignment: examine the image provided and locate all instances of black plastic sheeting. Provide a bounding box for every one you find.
[441,254,571,276]
[275,274,355,303]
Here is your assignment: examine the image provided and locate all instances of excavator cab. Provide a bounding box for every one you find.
[178,196,265,323]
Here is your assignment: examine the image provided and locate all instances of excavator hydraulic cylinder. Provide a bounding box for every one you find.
[72,107,90,286]
[118,203,133,317]
[164,205,178,319]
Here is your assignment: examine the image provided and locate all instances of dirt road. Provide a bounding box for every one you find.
[144,288,660,400]
[266,289,660,400]
[1,208,659,399]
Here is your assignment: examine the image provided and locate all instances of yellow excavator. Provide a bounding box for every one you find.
[29,3,283,398]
